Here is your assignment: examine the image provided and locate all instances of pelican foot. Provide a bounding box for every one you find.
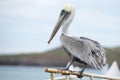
[77,70,83,78]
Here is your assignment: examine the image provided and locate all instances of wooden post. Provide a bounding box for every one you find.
[45,68,120,80]
[50,73,54,80]
[90,76,94,80]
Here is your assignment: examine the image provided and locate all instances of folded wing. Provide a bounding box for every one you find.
[60,34,106,69]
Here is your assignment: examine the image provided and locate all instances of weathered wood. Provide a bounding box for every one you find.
[50,73,54,80]
[45,68,120,80]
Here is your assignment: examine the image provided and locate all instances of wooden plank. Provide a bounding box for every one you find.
[45,68,120,80]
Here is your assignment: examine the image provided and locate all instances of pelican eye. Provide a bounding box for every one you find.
[60,10,70,16]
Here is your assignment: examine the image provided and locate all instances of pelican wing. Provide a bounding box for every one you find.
[60,34,106,69]
[80,37,106,68]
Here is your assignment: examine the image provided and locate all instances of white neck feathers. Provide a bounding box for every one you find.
[62,8,75,35]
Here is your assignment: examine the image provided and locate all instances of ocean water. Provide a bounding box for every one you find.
[0,65,108,80]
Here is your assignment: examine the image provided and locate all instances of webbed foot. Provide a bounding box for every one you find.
[77,70,83,78]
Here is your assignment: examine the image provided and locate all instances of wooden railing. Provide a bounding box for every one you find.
[45,68,120,80]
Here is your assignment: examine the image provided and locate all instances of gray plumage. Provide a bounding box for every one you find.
[60,34,106,69]
[48,5,106,73]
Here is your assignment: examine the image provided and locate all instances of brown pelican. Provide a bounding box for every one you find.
[48,4,106,77]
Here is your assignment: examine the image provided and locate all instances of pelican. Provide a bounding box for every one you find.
[48,4,106,77]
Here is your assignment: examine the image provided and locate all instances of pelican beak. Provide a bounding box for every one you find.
[48,10,69,44]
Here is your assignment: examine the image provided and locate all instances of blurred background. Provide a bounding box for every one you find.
[0,0,120,80]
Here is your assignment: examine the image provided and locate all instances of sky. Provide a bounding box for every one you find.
[0,0,120,54]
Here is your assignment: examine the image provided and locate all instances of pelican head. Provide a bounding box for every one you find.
[48,4,75,44]
[62,4,73,13]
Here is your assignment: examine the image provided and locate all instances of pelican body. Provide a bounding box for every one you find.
[48,5,106,76]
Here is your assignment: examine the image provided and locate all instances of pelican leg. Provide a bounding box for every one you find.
[77,64,87,78]
[65,58,74,70]
[61,56,74,71]
[61,57,74,75]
